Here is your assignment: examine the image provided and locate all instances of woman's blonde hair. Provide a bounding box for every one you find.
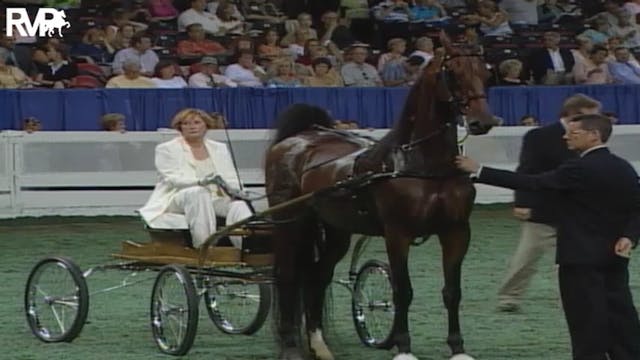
[268,58,294,77]
[498,58,522,77]
[171,108,218,131]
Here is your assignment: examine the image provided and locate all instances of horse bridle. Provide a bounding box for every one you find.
[400,53,486,153]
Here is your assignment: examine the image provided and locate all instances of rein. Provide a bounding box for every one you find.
[399,123,452,152]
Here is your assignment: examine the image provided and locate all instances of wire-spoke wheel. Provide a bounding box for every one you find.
[352,260,395,349]
[24,257,89,343]
[150,265,198,356]
[203,276,271,335]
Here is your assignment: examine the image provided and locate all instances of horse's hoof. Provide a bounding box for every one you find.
[393,353,419,360]
[450,354,475,360]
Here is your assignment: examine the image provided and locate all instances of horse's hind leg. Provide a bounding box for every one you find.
[274,221,308,360]
[438,223,471,356]
[304,226,351,360]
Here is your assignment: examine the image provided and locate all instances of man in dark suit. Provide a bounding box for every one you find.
[529,31,575,84]
[497,94,602,312]
[456,114,640,360]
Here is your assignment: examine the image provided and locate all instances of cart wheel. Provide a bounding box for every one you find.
[150,264,199,356]
[352,260,395,349]
[203,277,271,335]
[24,256,89,343]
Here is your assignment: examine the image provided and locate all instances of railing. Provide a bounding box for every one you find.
[1,126,639,218]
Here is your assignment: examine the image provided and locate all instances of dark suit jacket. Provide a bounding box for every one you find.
[514,122,576,224]
[530,47,575,84]
[478,147,640,265]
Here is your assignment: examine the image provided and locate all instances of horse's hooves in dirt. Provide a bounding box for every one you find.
[393,353,418,360]
[450,354,475,360]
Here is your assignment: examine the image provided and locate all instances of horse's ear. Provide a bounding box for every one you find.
[439,31,454,54]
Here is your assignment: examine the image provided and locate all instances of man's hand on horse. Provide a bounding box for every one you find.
[455,155,480,174]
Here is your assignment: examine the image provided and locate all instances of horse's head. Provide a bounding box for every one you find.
[433,32,500,135]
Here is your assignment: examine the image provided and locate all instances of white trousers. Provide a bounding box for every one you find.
[166,187,253,248]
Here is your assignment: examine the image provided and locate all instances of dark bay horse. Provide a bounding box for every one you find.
[264,34,500,360]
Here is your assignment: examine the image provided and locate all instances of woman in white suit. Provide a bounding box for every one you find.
[139,108,252,248]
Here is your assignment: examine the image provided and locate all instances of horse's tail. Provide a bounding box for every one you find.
[270,103,334,146]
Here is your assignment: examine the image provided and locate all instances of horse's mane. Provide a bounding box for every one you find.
[270,103,335,146]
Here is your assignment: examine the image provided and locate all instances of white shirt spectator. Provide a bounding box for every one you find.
[548,48,566,72]
[152,76,188,88]
[178,8,221,34]
[207,1,244,20]
[112,47,159,75]
[223,64,264,87]
[624,2,640,16]
[188,72,238,87]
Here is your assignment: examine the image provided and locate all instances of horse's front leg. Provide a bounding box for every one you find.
[438,223,474,360]
[384,229,416,360]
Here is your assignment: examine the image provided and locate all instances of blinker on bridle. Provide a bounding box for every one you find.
[399,53,485,153]
[440,53,487,109]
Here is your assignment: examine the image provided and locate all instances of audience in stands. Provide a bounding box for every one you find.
[573,45,613,84]
[318,11,356,50]
[500,0,539,25]
[188,56,237,87]
[378,38,407,72]
[177,23,227,58]
[608,46,640,83]
[0,48,30,88]
[461,0,513,37]
[382,55,425,87]
[100,113,127,132]
[2,0,639,92]
[36,45,78,88]
[223,50,266,87]
[281,13,317,47]
[215,2,246,36]
[372,0,412,23]
[611,12,640,50]
[178,0,222,34]
[498,58,525,85]
[624,0,640,16]
[71,28,115,64]
[152,60,188,88]
[538,0,582,24]
[112,34,159,76]
[105,9,148,46]
[257,29,285,60]
[571,35,594,67]
[106,59,156,88]
[147,0,179,20]
[266,58,302,87]
[304,57,343,87]
[410,37,435,69]
[580,17,612,45]
[409,0,449,22]
[341,45,382,87]
[529,31,575,84]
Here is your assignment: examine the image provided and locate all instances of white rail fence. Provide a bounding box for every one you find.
[0,126,639,218]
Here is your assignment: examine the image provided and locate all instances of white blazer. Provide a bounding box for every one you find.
[138,136,241,229]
